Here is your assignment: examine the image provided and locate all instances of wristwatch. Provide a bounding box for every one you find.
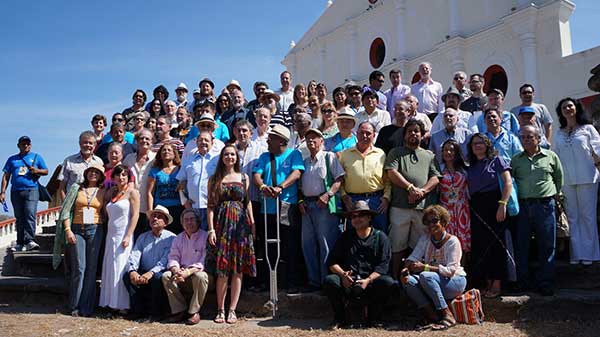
[326,191,334,198]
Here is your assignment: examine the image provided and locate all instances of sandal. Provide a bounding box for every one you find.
[431,317,456,331]
[226,310,238,324]
[214,310,225,324]
[484,288,501,299]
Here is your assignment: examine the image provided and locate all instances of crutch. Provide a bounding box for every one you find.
[263,195,281,317]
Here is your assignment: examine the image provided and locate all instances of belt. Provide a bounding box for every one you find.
[347,190,383,198]
[303,195,321,202]
[518,196,553,204]
[72,223,100,230]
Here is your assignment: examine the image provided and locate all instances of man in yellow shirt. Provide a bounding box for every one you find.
[339,121,391,232]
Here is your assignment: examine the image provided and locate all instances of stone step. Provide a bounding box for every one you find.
[42,225,57,234]
[11,251,63,277]
[34,233,55,252]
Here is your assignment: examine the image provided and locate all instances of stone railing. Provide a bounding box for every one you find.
[0,207,61,248]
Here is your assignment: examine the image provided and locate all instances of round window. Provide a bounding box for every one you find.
[369,38,386,69]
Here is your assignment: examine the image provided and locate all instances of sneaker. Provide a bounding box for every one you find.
[25,241,40,251]
[286,286,301,296]
[10,244,25,252]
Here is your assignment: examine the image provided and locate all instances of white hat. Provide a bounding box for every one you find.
[268,124,291,142]
[193,88,201,94]
[176,83,188,91]
[226,79,242,91]
[148,205,174,225]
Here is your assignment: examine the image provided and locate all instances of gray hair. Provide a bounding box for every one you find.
[235,119,254,131]
[180,208,201,224]
[79,130,96,142]
[453,71,467,79]
[107,142,123,152]
[520,124,542,139]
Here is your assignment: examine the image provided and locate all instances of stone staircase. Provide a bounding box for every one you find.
[1,218,600,321]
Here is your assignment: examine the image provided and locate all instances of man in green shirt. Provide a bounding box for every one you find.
[384,119,440,279]
[511,125,563,296]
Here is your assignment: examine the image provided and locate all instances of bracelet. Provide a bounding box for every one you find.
[498,200,508,205]
[424,264,430,272]
[259,184,267,191]
[406,184,414,192]
[298,199,304,204]
[207,229,216,235]
[64,227,72,233]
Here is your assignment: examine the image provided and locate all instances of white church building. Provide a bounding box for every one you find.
[281,0,600,116]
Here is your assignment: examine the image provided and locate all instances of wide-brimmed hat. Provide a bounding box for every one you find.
[194,113,217,128]
[336,107,357,123]
[305,128,323,138]
[441,86,464,103]
[199,78,215,89]
[83,163,105,176]
[148,205,173,225]
[268,124,291,142]
[344,200,378,217]
[260,89,280,103]
[226,79,242,91]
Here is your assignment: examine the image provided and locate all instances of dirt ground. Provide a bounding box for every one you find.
[1,301,599,337]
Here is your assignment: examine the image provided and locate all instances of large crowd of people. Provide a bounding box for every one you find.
[2,64,600,329]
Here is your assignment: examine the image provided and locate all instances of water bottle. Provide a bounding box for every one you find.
[2,200,8,213]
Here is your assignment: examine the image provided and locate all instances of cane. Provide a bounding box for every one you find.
[263,195,281,317]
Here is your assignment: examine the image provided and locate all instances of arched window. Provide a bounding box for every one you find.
[483,65,508,96]
[369,38,386,69]
[411,72,421,84]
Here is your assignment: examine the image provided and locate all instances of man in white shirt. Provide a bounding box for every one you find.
[275,71,294,114]
[410,62,444,119]
[176,131,219,231]
[354,90,391,134]
[384,68,411,119]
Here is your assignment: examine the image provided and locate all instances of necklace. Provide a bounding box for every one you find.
[111,185,129,203]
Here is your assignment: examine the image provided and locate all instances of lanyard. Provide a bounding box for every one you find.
[83,187,98,208]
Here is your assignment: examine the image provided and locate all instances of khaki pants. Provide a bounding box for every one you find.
[161,270,209,315]
[388,207,426,252]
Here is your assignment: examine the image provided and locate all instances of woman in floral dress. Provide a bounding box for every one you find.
[207,145,256,324]
[438,139,471,253]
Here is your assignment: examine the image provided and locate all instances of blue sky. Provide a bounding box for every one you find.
[1,0,599,191]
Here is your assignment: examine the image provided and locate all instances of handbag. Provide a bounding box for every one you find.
[449,288,485,324]
[19,154,52,202]
[555,194,570,238]
[497,173,519,216]
[324,152,341,215]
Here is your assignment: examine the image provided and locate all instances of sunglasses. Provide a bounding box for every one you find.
[323,109,336,114]
[112,118,124,122]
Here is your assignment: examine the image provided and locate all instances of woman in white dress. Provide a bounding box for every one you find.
[553,97,600,265]
[99,164,140,312]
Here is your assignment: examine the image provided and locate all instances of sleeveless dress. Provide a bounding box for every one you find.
[439,169,471,252]
[99,198,132,310]
[212,181,256,277]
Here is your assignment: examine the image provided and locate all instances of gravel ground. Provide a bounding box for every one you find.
[1,309,599,337]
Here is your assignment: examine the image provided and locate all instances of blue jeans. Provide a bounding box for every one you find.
[301,200,341,286]
[348,192,388,232]
[404,272,466,310]
[67,224,104,315]
[10,188,39,245]
[516,197,556,290]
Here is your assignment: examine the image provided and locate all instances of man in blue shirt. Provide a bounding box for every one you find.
[2,136,49,252]
[123,205,176,320]
[253,124,305,294]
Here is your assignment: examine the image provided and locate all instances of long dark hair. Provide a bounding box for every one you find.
[556,97,590,128]
[208,145,241,205]
[153,143,181,168]
[332,86,347,109]
[215,93,232,117]
[441,139,466,171]
[467,133,497,165]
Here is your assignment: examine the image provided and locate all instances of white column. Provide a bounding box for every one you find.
[519,32,538,89]
[449,0,460,37]
[393,0,408,59]
[347,24,358,81]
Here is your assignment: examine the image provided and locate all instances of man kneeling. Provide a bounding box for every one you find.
[162,209,210,325]
[124,205,175,320]
[323,200,394,329]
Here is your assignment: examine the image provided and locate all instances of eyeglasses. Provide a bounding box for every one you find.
[454,77,465,80]
[521,91,534,95]
[424,217,439,225]
[112,118,124,122]
[134,95,144,98]
[135,118,145,121]
[323,109,336,114]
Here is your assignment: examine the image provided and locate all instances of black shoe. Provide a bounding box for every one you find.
[286,286,301,295]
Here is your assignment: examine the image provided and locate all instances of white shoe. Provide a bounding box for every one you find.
[10,244,25,252]
[25,241,40,251]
